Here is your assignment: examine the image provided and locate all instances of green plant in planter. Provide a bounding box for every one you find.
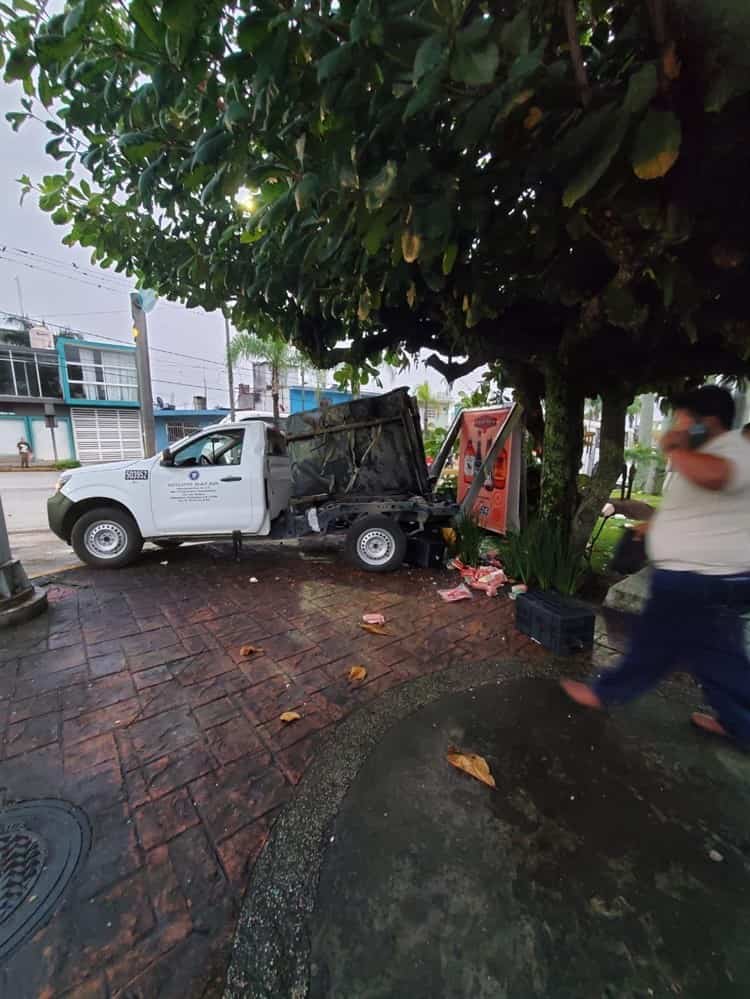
[454,512,483,568]
[499,520,585,595]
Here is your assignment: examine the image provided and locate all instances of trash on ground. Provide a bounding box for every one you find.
[160,561,169,566]
[446,747,496,788]
[441,526,457,546]
[509,583,528,600]
[709,849,724,863]
[240,644,264,657]
[437,583,473,602]
[249,576,259,583]
[361,622,388,635]
[347,666,368,683]
[449,558,507,596]
[362,612,385,625]
[279,711,301,723]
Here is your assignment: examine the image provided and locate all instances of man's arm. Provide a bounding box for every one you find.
[660,431,732,491]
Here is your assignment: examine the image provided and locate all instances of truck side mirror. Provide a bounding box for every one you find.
[161,448,174,466]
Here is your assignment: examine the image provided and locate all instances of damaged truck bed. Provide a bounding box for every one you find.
[282,387,456,568]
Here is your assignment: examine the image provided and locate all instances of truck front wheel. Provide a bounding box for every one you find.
[71,507,143,569]
[345,515,406,573]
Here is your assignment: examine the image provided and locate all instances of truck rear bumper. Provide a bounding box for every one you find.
[47,492,73,542]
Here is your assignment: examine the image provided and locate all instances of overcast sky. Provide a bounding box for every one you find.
[1,81,480,409]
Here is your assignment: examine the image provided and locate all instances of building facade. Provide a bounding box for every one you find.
[0,319,143,464]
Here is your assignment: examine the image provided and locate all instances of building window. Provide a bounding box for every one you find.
[64,344,138,402]
[0,347,62,399]
[166,422,197,443]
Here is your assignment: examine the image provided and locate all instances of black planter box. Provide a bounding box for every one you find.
[405,535,445,570]
[515,589,595,655]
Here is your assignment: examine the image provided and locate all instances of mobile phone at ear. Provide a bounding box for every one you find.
[688,422,710,449]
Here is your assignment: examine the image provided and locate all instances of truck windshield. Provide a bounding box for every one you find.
[171,429,244,467]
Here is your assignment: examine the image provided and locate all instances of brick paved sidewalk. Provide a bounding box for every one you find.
[0,545,621,998]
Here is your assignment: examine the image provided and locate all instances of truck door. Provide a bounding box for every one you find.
[265,424,293,520]
[150,427,256,535]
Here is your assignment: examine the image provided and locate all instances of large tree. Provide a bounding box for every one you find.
[2,0,750,551]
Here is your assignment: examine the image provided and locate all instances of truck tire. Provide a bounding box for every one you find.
[71,507,143,569]
[345,515,406,573]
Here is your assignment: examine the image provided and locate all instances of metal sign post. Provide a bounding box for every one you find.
[44,403,58,463]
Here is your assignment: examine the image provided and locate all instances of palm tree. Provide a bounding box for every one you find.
[228,329,300,424]
[415,380,441,429]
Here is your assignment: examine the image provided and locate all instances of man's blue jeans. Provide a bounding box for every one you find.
[594,569,750,745]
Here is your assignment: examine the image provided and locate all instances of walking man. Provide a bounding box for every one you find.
[17,437,31,469]
[563,386,750,747]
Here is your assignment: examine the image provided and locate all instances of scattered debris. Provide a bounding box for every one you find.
[160,561,169,566]
[249,577,259,583]
[449,559,507,596]
[437,583,472,602]
[240,644,264,657]
[509,583,528,600]
[347,666,368,683]
[362,612,385,626]
[709,849,724,863]
[446,747,496,788]
[361,622,388,635]
[279,711,301,723]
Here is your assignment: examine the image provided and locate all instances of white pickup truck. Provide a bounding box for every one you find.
[48,390,456,573]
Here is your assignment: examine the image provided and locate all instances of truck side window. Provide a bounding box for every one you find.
[172,429,244,467]
[266,426,287,456]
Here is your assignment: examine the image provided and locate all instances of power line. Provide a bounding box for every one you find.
[0,307,259,377]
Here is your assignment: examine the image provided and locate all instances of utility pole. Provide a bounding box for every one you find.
[224,312,236,420]
[15,276,25,316]
[130,292,156,457]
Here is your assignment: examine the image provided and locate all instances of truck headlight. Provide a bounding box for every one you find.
[55,473,72,493]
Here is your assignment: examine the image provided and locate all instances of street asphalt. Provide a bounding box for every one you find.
[0,470,76,577]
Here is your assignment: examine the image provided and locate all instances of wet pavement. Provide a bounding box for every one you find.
[229,671,750,999]
[0,542,572,998]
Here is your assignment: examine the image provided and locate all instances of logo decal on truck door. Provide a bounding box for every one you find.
[189,470,200,481]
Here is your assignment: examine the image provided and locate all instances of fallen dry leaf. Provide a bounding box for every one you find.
[279,711,301,723]
[446,748,496,789]
[240,644,264,657]
[347,665,368,683]
[361,622,388,636]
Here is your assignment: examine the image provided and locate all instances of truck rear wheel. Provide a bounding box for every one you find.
[71,507,143,569]
[345,515,406,573]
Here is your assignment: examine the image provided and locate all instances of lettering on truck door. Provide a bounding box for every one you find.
[150,427,255,535]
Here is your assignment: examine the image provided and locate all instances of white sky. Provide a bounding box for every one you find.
[0,81,481,409]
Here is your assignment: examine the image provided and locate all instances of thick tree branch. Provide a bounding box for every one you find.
[571,387,630,556]
[562,0,591,107]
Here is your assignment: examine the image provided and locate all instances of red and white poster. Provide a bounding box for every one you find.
[457,407,522,535]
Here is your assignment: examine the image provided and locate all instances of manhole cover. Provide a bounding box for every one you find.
[0,799,90,960]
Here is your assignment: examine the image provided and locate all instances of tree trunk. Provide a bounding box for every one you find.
[639,393,654,447]
[539,363,584,537]
[570,388,630,556]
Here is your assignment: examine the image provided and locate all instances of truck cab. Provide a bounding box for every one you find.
[48,421,293,567]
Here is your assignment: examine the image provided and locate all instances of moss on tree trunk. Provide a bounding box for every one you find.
[539,364,584,537]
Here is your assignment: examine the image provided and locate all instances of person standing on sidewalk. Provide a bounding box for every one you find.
[17,438,31,469]
[562,385,750,747]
